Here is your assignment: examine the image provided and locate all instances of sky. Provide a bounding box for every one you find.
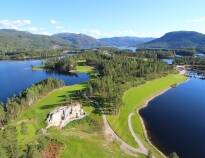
[1,0,205,38]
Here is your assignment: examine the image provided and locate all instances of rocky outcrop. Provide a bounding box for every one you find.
[46,102,85,128]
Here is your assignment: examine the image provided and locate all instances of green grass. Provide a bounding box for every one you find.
[73,60,95,73]
[108,74,187,157]
[18,83,87,127]
[72,65,95,73]
[12,83,134,158]
[14,83,87,148]
[31,65,44,70]
[48,113,137,158]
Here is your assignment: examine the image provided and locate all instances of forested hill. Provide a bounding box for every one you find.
[52,33,102,48]
[99,37,155,47]
[0,29,70,51]
[141,31,205,49]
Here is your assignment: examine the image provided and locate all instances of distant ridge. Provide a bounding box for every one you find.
[141,31,205,49]
[99,37,155,47]
[0,29,156,51]
[52,33,102,49]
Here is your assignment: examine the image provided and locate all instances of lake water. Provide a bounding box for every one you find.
[140,77,205,158]
[117,46,137,52]
[162,59,173,65]
[0,60,90,102]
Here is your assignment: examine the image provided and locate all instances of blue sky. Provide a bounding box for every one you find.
[1,0,205,38]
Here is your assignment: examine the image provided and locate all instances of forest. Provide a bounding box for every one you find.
[0,49,66,60]
[0,78,64,157]
[44,56,77,73]
[0,78,64,126]
[79,52,176,114]
[136,48,202,57]
[43,51,177,114]
[174,56,205,65]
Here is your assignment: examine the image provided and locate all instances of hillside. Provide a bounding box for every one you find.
[141,31,205,49]
[52,33,102,48]
[0,29,69,51]
[99,37,155,47]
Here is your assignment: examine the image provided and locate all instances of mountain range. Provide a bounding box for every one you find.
[1,29,205,51]
[98,37,155,47]
[0,29,154,51]
[52,33,155,48]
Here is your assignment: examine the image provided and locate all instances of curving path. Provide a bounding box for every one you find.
[85,94,149,157]
[128,113,148,155]
[103,115,148,157]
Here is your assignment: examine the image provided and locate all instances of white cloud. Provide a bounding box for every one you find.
[0,19,31,29]
[55,25,64,29]
[190,16,205,23]
[50,19,57,24]
[0,19,161,37]
[28,26,39,32]
[50,20,67,31]
[40,31,52,35]
[0,19,52,35]
[85,29,104,38]
[82,29,160,38]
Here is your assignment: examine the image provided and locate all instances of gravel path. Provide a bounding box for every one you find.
[128,113,148,155]
[103,115,148,157]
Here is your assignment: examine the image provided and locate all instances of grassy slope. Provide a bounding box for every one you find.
[72,65,94,73]
[73,60,95,73]
[108,74,187,157]
[13,83,135,158]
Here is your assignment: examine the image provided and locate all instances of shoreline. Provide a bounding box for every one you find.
[136,78,188,158]
[137,88,170,158]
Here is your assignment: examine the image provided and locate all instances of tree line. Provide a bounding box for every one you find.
[0,49,65,60]
[174,56,205,65]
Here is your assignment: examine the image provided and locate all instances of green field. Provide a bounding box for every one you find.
[32,65,44,70]
[108,74,187,157]
[72,65,95,73]
[13,83,135,158]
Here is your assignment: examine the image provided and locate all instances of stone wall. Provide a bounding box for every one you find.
[46,102,85,128]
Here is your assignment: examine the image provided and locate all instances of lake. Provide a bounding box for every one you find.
[140,76,205,158]
[116,46,137,52]
[0,60,90,102]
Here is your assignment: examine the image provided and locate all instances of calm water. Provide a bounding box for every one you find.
[117,46,137,52]
[140,77,205,158]
[0,60,90,102]
[162,59,173,65]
